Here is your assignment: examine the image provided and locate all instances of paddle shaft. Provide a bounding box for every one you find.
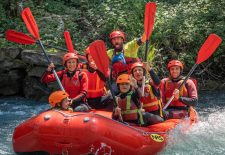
[37,40,65,91]
[141,39,150,97]
[144,39,149,61]
[106,80,124,122]
[163,63,198,110]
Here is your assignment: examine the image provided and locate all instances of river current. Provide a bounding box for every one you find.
[0,90,224,155]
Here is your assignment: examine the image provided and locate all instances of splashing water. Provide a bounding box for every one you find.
[0,90,224,155]
[161,90,225,155]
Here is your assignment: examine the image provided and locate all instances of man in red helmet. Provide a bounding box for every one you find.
[41,52,90,112]
[107,30,146,93]
[160,60,198,119]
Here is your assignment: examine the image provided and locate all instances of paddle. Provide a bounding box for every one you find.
[163,34,222,110]
[144,2,156,61]
[142,2,156,97]
[5,29,86,60]
[64,31,76,53]
[21,7,65,91]
[89,40,123,122]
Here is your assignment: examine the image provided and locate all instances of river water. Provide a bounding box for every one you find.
[0,90,224,155]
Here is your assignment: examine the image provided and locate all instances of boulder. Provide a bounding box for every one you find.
[0,48,21,61]
[23,76,51,101]
[0,59,26,71]
[28,66,47,77]
[21,50,63,66]
[0,69,25,96]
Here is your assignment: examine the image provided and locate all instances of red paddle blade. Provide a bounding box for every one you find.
[196,34,222,64]
[6,29,36,45]
[144,2,156,39]
[64,31,75,53]
[89,40,110,77]
[21,8,40,40]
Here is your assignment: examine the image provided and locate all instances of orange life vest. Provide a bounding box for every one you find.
[141,84,163,117]
[85,70,105,98]
[164,78,188,107]
[116,91,144,125]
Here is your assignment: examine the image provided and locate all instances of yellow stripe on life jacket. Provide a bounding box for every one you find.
[144,85,163,117]
[116,92,144,125]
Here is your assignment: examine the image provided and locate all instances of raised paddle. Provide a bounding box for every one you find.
[21,7,65,91]
[163,34,222,110]
[64,31,76,53]
[5,29,86,60]
[142,2,156,97]
[89,40,123,122]
[89,40,110,77]
[144,2,156,61]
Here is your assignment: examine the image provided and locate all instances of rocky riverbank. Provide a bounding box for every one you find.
[0,48,224,101]
[0,48,65,101]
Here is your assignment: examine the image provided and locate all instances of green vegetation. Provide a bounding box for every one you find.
[0,0,224,83]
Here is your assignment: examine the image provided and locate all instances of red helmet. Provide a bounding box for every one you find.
[63,53,78,66]
[131,62,144,71]
[49,91,69,107]
[109,30,125,41]
[130,62,146,76]
[167,60,183,70]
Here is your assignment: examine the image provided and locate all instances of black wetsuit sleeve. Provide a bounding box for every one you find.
[96,69,107,82]
[152,87,161,99]
[149,69,160,86]
[179,97,198,107]
[131,90,141,108]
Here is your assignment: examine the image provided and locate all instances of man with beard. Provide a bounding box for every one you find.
[107,30,146,94]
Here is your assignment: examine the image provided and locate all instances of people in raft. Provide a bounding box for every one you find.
[41,52,90,112]
[160,60,198,119]
[48,90,73,112]
[82,47,113,109]
[130,62,164,124]
[107,30,146,94]
[112,74,161,126]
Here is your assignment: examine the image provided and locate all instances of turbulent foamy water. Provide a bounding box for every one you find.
[0,91,224,155]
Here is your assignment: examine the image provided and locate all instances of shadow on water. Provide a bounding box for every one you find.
[0,91,224,155]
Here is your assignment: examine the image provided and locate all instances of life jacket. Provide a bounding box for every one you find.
[141,84,163,117]
[164,77,188,107]
[84,70,105,98]
[61,70,85,99]
[112,51,140,79]
[116,91,144,125]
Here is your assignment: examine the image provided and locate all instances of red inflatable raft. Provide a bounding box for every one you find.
[13,108,198,155]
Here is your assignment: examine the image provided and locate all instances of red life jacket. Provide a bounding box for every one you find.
[84,70,105,98]
[116,91,144,124]
[164,78,188,107]
[61,71,85,99]
[141,84,163,117]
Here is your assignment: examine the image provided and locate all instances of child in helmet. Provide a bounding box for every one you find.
[112,74,157,126]
[130,62,164,124]
[48,90,73,112]
[41,53,90,112]
[160,60,198,119]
